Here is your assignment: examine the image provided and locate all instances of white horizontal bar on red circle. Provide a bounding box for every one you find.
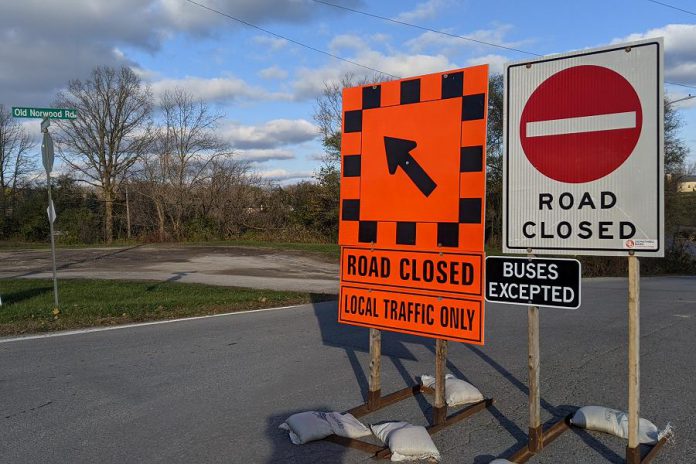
[526,111,637,137]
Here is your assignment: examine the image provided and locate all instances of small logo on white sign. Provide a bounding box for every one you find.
[623,239,657,250]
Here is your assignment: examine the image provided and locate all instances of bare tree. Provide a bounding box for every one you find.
[53,66,153,243]
[141,87,231,240]
[313,73,384,171]
[0,104,36,219]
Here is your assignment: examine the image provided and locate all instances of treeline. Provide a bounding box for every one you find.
[1,172,340,245]
[1,66,695,274]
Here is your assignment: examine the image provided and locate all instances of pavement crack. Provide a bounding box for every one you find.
[4,400,53,419]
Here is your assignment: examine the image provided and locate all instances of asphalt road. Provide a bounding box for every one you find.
[0,245,339,294]
[2,276,695,463]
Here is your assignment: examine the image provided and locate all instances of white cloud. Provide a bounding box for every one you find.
[258,168,314,181]
[150,76,291,103]
[465,54,509,74]
[307,152,327,162]
[160,0,359,33]
[252,35,289,51]
[221,119,319,149]
[394,0,448,22]
[0,0,360,106]
[613,24,696,86]
[234,148,295,162]
[329,34,369,53]
[258,66,289,80]
[293,50,455,100]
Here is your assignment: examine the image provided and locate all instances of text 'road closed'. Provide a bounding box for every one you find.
[339,285,483,344]
[341,248,482,296]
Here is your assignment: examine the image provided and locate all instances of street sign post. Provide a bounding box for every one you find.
[504,39,664,257]
[12,110,68,309]
[40,120,60,309]
[485,256,581,309]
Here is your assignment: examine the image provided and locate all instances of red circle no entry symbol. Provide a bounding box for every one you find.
[520,65,642,183]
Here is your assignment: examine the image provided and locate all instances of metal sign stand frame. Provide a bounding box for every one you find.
[323,329,494,459]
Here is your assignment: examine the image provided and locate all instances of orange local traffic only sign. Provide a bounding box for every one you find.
[338,65,489,344]
[485,256,581,309]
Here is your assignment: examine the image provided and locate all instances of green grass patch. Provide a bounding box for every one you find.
[0,279,335,336]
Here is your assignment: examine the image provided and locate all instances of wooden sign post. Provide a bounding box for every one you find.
[528,303,542,452]
[368,328,382,410]
[626,254,641,463]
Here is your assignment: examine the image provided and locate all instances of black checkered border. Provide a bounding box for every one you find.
[341,71,486,248]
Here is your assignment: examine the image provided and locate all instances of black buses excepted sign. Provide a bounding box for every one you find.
[485,256,581,309]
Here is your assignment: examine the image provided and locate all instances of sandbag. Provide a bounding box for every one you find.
[371,421,441,462]
[325,412,372,439]
[280,411,371,444]
[279,411,333,445]
[420,374,484,406]
[570,406,671,444]
[489,460,514,464]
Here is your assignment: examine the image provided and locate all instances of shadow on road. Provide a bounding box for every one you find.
[146,271,193,291]
[311,297,437,417]
[7,245,145,279]
[308,296,585,460]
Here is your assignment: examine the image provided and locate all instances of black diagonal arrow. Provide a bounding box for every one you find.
[384,136,437,197]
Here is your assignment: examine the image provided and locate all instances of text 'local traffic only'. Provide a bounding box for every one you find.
[341,248,482,296]
[340,285,483,344]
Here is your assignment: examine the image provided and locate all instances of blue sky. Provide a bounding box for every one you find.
[2,0,695,182]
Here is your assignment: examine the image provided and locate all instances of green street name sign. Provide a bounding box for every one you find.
[12,107,78,119]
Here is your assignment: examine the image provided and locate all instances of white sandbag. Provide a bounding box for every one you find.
[325,412,372,439]
[489,460,514,464]
[570,406,671,444]
[371,421,441,462]
[279,411,333,445]
[420,374,484,406]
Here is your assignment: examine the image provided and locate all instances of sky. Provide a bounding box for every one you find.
[2,0,695,183]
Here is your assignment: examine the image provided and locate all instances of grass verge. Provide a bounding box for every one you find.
[0,279,335,337]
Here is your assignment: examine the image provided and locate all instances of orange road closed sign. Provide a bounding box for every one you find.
[338,65,488,344]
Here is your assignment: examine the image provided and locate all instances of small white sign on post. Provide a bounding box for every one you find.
[504,38,664,257]
[47,200,56,223]
[42,131,54,174]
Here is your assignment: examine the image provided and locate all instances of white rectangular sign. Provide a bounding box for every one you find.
[503,39,664,257]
